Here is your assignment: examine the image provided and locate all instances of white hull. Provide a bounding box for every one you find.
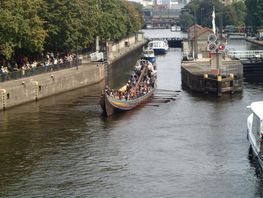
[148,40,169,55]
[247,133,263,169]
[247,108,263,169]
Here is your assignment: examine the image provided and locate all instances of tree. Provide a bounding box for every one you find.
[0,0,46,59]
[0,0,145,59]
[224,1,246,27]
[179,11,194,31]
[121,1,144,34]
[180,0,246,31]
[256,1,263,28]
[40,0,97,53]
[245,0,257,30]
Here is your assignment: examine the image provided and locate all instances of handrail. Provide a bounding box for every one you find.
[0,60,81,83]
[227,50,263,60]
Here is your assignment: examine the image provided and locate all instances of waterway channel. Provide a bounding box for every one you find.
[1,29,263,197]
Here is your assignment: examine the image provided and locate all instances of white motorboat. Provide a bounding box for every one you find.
[142,48,156,64]
[247,101,263,168]
[148,40,169,55]
[171,26,177,32]
[171,26,181,32]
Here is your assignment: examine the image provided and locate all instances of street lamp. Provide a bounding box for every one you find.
[200,8,204,27]
[193,7,198,59]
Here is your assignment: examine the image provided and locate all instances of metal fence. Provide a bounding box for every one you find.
[227,50,263,60]
[0,60,81,83]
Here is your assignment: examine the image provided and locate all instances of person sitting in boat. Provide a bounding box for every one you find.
[126,80,131,92]
[105,85,110,95]
[135,62,142,74]
[147,61,157,76]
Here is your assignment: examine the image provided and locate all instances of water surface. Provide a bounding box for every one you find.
[1,30,263,198]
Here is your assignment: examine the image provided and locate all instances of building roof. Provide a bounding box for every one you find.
[188,25,214,41]
[251,101,263,120]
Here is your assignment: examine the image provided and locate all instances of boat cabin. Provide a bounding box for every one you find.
[148,40,168,54]
[248,101,263,155]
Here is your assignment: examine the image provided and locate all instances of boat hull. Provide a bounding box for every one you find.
[102,88,155,116]
[247,113,263,169]
[153,48,168,55]
[144,56,156,64]
[247,133,263,169]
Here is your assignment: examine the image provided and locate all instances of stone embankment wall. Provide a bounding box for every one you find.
[0,62,104,111]
[0,32,146,111]
[107,32,145,63]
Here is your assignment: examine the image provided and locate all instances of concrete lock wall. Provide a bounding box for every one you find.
[0,63,104,111]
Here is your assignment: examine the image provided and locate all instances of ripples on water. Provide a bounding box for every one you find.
[1,31,263,197]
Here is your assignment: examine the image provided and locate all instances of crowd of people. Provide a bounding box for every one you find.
[0,52,78,76]
[105,58,156,100]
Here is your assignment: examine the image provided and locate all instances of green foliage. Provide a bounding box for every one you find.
[0,0,143,59]
[224,1,246,27]
[96,0,143,41]
[245,0,258,29]
[180,0,246,31]
[179,11,194,30]
[0,0,46,59]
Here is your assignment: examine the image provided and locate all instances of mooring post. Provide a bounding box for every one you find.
[30,80,39,101]
[0,89,7,111]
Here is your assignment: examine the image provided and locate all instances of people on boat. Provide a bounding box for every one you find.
[105,59,156,101]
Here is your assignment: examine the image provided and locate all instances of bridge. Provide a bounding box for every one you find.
[227,50,263,60]
[226,32,247,39]
[143,8,180,29]
[147,37,186,48]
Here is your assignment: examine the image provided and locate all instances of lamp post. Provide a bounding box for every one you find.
[220,1,224,41]
[200,8,204,27]
[76,38,78,70]
[193,7,198,59]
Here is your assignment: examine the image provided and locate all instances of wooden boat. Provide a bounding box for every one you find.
[247,101,263,169]
[101,60,157,116]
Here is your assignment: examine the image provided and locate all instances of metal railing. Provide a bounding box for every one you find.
[227,50,263,60]
[0,60,81,83]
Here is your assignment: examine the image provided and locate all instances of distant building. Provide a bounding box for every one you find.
[131,0,187,8]
[187,24,214,58]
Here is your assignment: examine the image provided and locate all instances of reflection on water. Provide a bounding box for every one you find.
[1,30,263,197]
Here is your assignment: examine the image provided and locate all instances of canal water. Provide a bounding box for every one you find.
[1,30,263,197]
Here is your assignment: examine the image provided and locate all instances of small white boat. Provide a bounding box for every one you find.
[171,26,176,32]
[146,24,153,29]
[142,48,156,64]
[148,40,169,55]
[247,101,263,168]
[171,26,181,32]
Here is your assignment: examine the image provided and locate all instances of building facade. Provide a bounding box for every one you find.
[135,0,187,8]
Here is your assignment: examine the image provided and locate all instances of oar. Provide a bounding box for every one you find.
[156,88,181,92]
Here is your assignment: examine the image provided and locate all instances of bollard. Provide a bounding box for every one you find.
[0,89,7,110]
[31,80,39,101]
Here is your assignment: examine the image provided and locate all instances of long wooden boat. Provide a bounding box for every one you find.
[101,60,157,116]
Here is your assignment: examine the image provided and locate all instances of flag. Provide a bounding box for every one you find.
[212,6,216,34]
